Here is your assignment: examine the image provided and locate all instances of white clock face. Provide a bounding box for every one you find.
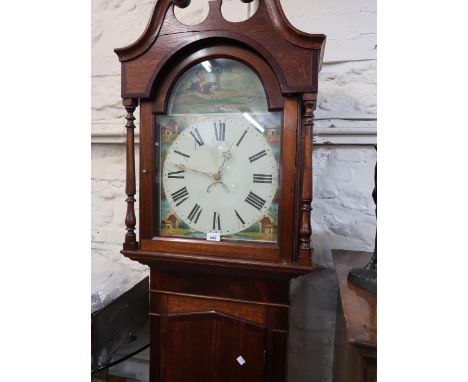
[162,115,278,236]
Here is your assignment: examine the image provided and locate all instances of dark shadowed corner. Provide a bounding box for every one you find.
[288,269,338,382]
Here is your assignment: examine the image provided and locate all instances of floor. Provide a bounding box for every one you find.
[92,348,149,382]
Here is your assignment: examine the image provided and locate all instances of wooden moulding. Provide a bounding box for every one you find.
[122,249,312,280]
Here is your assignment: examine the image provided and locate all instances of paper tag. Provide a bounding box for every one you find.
[236,356,246,366]
[206,232,221,241]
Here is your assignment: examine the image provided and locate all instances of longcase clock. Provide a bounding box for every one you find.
[115,0,325,380]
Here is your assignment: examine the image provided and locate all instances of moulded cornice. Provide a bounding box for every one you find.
[114,0,326,63]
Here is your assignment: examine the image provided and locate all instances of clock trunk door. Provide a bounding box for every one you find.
[158,312,266,382]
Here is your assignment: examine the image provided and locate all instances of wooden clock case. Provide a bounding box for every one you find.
[115,1,325,380]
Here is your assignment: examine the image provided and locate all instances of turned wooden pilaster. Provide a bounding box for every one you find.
[123,98,139,250]
[298,94,316,266]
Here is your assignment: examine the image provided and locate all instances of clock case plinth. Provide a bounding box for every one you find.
[115,1,325,381]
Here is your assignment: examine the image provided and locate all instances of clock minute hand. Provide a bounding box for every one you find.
[216,144,234,176]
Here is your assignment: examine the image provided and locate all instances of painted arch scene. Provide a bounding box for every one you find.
[168,58,269,115]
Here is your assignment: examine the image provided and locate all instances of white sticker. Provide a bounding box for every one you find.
[206,232,221,241]
[236,356,246,366]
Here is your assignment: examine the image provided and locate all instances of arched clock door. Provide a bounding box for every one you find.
[115,1,325,381]
[156,58,282,248]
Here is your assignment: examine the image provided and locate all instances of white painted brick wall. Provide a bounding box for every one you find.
[91,1,376,380]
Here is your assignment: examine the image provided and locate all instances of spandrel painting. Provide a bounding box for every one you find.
[156,58,281,244]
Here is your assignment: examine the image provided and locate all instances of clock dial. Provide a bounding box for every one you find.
[162,115,278,236]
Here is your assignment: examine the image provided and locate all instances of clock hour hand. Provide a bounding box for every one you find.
[174,163,217,179]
